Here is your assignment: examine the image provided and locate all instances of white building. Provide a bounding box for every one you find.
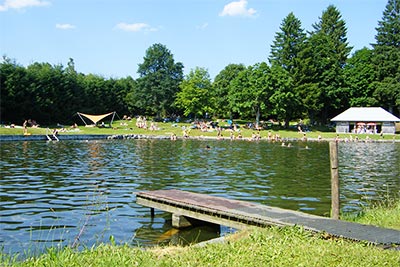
[331,107,400,134]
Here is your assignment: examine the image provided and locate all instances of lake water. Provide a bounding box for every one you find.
[1,139,399,256]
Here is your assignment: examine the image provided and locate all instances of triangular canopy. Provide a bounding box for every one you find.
[331,107,400,122]
[77,112,115,125]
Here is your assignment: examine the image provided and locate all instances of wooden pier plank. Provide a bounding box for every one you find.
[136,189,400,245]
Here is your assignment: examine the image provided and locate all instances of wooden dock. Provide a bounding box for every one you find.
[136,189,400,245]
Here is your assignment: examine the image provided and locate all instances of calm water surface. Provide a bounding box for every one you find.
[1,139,399,256]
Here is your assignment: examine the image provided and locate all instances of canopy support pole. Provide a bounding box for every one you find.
[77,113,88,126]
[110,112,116,126]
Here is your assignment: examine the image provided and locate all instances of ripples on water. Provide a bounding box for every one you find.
[0,139,399,256]
[339,142,400,211]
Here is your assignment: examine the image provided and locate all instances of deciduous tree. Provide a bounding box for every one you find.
[0,57,32,124]
[212,64,246,118]
[229,62,272,125]
[131,43,184,117]
[269,66,299,127]
[175,67,213,118]
[343,48,377,107]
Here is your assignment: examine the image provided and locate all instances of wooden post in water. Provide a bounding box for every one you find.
[330,141,340,220]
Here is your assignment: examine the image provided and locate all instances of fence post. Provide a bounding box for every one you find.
[330,141,340,219]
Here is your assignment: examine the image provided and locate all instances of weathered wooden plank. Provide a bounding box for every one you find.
[136,189,400,245]
[137,196,254,229]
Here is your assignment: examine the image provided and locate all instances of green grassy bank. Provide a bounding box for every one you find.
[2,201,399,267]
[1,118,399,141]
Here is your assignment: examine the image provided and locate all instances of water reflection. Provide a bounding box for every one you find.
[0,139,399,256]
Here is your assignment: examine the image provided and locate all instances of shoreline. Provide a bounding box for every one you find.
[1,134,399,143]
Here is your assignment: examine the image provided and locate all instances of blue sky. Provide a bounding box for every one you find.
[1,0,388,79]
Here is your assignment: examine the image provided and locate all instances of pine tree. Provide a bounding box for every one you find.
[269,12,307,75]
[302,5,352,123]
[372,0,400,115]
[269,12,306,124]
[374,0,400,47]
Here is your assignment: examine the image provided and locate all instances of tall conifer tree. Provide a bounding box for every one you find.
[269,12,306,124]
[372,0,400,115]
[302,5,352,123]
[269,12,306,75]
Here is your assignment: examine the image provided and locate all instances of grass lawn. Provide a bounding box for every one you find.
[1,201,399,267]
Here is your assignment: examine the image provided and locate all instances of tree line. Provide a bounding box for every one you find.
[1,1,399,127]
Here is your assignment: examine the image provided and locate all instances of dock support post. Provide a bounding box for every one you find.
[330,141,340,220]
[172,214,212,229]
[150,208,155,218]
[172,214,193,228]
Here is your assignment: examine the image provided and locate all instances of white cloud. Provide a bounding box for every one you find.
[196,22,208,30]
[219,0,257,17]
[56,23,75,30]
[115,22,158,32]
[0,0,50,12]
